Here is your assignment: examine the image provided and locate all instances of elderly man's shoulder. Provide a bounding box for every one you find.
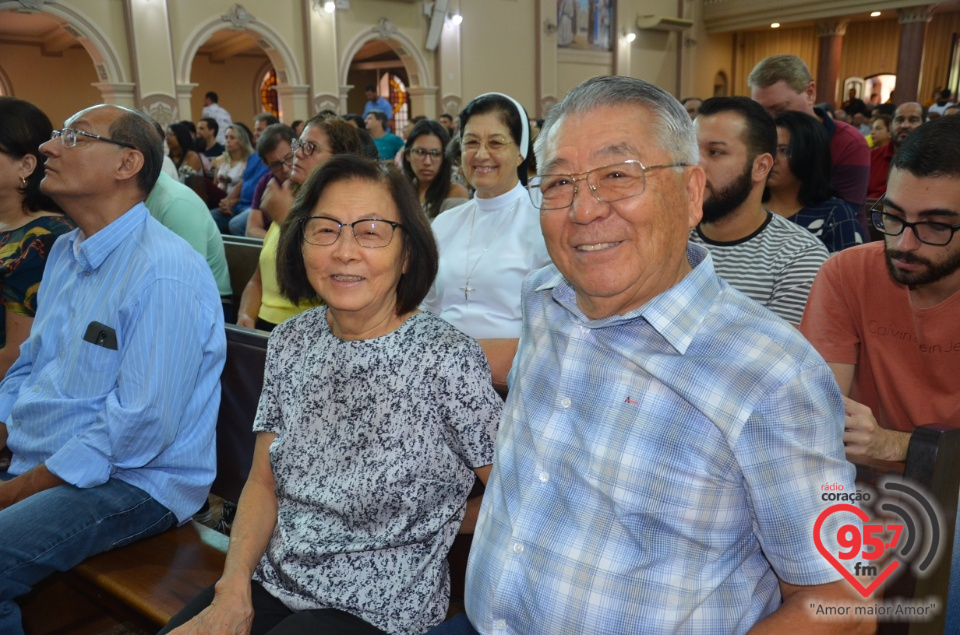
[700,279,828,376]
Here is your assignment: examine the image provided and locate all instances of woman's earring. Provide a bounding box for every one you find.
[18,176,27,191]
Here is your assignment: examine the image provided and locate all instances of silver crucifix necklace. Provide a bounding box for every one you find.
[461,199,519,304]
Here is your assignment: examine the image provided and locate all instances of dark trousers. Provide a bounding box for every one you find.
[159,580,387,635]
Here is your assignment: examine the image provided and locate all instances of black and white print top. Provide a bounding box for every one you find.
[252,307,501,634]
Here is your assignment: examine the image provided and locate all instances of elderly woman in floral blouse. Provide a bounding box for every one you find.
[162,155,501,635]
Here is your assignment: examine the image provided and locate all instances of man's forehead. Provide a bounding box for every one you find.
[896,104,922,118]
[542,108,654,167]
[67,105,118,129]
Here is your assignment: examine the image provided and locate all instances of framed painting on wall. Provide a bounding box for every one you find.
[558,0,613,51]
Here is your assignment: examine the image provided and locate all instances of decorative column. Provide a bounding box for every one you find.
[93,82,138,109]
[305,0,340,115]
[275,84,311,122]
[815,21,847,107]
[123,0,178,119]
[895,6,935,103]
[536,0,558,118]
[408,86,439,119]
[438,0,463,117]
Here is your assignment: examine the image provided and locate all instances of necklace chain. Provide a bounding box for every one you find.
[461,199,519,304]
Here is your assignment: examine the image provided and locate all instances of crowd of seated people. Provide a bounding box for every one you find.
[3,58,960,634]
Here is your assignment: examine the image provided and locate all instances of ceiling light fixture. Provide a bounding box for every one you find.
[771,22,780,29]
[323,1,335,13]
[870,11,881,17]
[450,13,463,26]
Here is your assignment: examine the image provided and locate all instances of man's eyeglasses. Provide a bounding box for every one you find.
[51,128,136,150]
[528,159,689,210]
[301,216,403,249]
[291,139,329,157]
[267,153,295,172]
[461,137,514,154]
[408,148,443,160]
[870,198,960,246]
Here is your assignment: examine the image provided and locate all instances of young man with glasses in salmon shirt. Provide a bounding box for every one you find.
[801,116,960,462]
[435,76,871,635]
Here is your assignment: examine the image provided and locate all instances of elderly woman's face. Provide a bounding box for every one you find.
[302,178,407,324]
[461,111,522,199]
[291,125,333,186]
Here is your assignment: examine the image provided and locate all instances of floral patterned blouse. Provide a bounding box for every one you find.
[0,215,75,348]
[252,308,501,634]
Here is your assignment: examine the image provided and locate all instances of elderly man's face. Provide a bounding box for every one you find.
[39,105,129,203]
[538,104,703,319]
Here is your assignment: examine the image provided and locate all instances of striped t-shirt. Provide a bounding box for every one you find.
[690,212,829,324]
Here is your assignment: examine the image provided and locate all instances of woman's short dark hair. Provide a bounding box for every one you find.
[402,119,453,218]
[459,93,533,185]
[0,97,61,213]
[277,155,438,315]
[769,110,833,206]
[304,115,363,156]
[873,114,892,135]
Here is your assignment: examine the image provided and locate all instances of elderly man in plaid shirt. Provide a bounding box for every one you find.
[452,77,871,635]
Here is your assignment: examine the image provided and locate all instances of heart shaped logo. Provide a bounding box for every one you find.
[813,503,899,597]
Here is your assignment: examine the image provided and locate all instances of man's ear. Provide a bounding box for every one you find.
[753,152,774,183]
[685,165,705,229]
[115,149,145,185]
[804,81,817,108]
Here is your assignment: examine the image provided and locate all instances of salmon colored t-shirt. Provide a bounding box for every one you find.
[800,242,960,432]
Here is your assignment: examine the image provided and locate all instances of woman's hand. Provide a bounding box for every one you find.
[237,313,256,329]
[168,586,254,635]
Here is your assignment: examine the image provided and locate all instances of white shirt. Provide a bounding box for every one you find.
[422,182,551,339]
[202,102,232,145]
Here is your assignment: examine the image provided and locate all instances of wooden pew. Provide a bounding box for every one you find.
[20,325,267,632]
[852,423,960,635]
[222,236,263,319]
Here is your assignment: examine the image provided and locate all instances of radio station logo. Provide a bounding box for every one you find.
[814,478,942,599]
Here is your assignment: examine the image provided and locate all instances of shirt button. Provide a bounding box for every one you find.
[493,619,506,629]
[513,542,524,554]
[580,325,590,334]
[560,397,571,408]
[539,471,549,483]
[32,386,39,392]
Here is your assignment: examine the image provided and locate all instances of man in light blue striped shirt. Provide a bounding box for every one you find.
[0,105,225,635]
[462,77,869,634]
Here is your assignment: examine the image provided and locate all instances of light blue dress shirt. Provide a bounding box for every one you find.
[0,203,226,523]
[466,244,859,634]
[363,96,394,120]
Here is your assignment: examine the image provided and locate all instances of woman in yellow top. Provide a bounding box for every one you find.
[237,116,362,331]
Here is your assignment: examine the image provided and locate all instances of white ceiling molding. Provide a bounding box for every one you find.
[703,0,946,33]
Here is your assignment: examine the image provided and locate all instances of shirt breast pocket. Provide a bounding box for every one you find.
[62,340,120,398]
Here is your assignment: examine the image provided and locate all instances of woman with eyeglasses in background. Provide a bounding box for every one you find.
[237,116,362,331]
[401,119,468,218]
[764,110,865,253]
[421,93,551,387]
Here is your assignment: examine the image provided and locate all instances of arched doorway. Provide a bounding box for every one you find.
[340,21,436,124]
[178,9,304,126]
[0,3,128,123]
[346,39,410,131]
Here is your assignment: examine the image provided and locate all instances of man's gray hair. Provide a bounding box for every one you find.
[534,76,698,168]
